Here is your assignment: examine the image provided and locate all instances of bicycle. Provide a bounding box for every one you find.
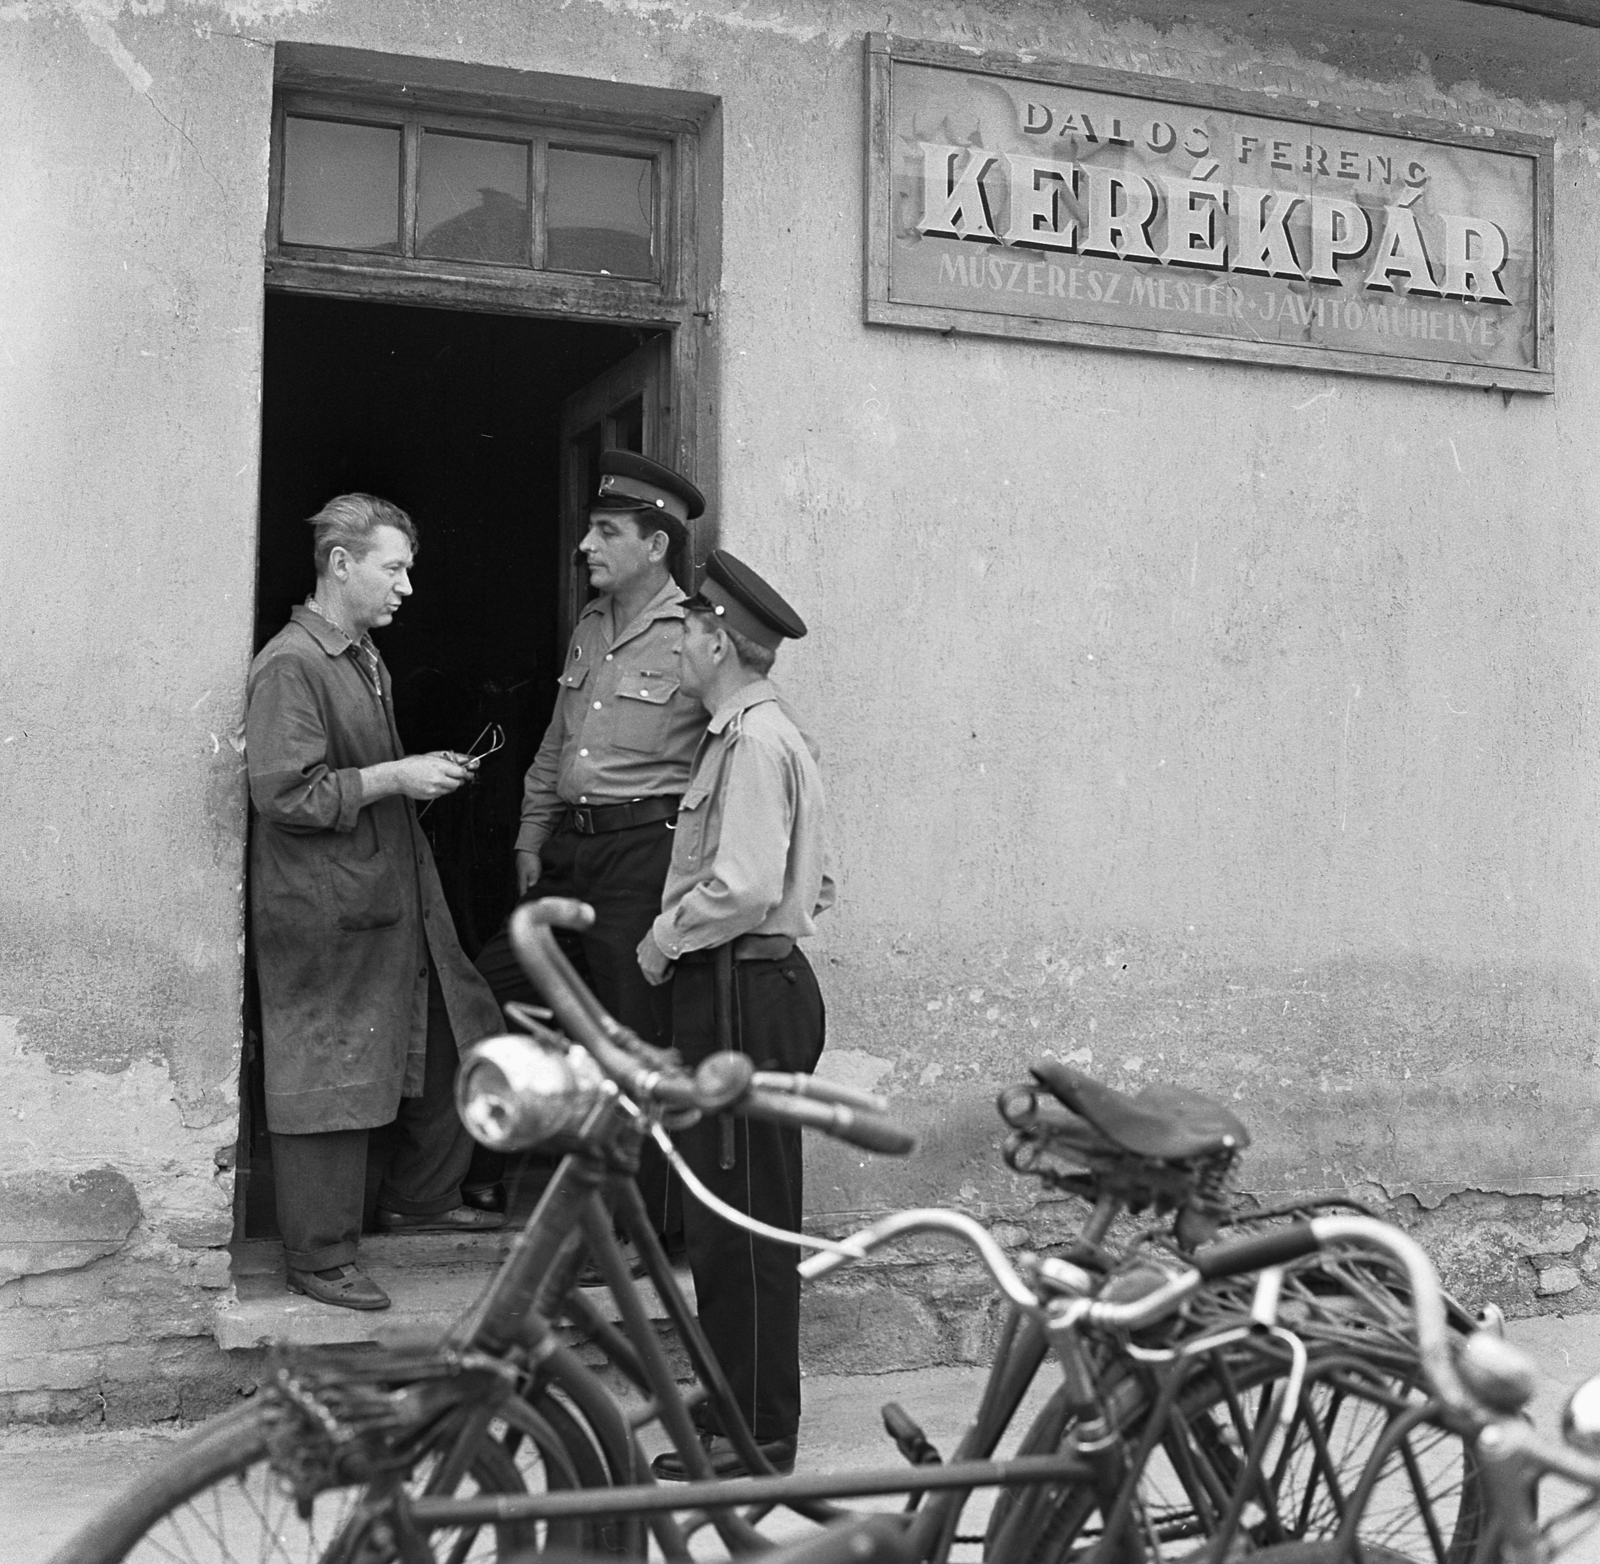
[524,1209,1507,1564]
[1072,1209,1600,1564]
[50,899,1485,1563]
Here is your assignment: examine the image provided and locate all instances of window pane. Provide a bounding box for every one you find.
[281,117,401,252]
[546,149,654,278]
[418,132,530,265]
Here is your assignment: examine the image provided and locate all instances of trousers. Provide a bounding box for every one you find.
[271,968,470,1272]
[673,945,824,1443]
[473,817,677,1229]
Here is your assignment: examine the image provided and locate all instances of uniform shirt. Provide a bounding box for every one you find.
[651,680,835,960]
[516,577,707,857]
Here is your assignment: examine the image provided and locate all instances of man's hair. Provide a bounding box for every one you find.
[309,494,419,576]
[688,605,776,677]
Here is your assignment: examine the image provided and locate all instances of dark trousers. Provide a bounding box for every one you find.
[473,818,677,1229]
[673,946,824,1444]
[272,969,471,1272]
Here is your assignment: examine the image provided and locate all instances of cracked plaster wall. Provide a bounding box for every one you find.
[5,0,1600,1413]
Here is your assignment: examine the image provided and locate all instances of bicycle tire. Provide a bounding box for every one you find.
[49,1386,614,1564]
[986,1248,1483,1564]
[988,1347,1479,1564]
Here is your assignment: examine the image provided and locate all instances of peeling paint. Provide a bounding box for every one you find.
[72,6,153,95]
[0,1167,141,1282]
[0,1019,235,1257]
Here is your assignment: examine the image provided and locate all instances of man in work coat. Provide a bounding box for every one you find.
[248,493,505,1312]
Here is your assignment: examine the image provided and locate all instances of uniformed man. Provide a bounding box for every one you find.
[638,551,833,1480]
[471,452,708,1228]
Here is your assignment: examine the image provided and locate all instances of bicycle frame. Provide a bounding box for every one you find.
[403,1117,1112,1559]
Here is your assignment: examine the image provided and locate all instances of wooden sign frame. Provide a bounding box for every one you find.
[864,34,1555,391]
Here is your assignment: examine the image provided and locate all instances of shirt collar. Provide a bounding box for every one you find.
[292,602,356,655]
[708,678,777,734]
[295,601,383,695]
[580,576,687,634]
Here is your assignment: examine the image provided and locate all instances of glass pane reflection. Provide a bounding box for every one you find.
[547,149,653,278]
[418,132,530,265]
[281,117,401,252]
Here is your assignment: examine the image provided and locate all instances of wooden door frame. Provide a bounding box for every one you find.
[265,43,722,539]
[236,44,722,1243]
[558,336,673,641]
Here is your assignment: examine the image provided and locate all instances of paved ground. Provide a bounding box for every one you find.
[7,1315,1600,1563]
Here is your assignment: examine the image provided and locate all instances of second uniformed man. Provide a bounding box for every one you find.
[638,550,833,1480]
[472,451,706,1230]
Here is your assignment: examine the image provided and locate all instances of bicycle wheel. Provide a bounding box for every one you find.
[989,1254,1482,1564]
[49,1386,619,1564]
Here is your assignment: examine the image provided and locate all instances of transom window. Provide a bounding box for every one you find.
[270,92,669,289]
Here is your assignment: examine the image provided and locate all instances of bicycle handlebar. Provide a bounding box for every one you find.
[743,1088,918,1155]
[504,899,916,1157]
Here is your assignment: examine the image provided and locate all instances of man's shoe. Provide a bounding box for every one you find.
[576,1234,649,1288]
[286,1264,391,1311]
[375,1204,507,1234]
[651,1432,797,1481]
[460,1181,507,1214]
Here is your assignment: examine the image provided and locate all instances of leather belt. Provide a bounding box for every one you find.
[679,933,796,965]
[562,795,681,836]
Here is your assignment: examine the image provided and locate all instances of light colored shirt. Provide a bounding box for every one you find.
[516,578,707,856]
[651,680,835,960]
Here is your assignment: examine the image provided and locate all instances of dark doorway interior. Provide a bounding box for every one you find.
[242,292,661,1239]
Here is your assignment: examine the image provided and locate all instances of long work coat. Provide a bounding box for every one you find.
[246,606,501,1135]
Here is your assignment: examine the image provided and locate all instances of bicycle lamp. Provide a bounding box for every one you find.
[1565,1370,1600,1455]
[456,1032,607,1151]
[1457,1329,1538,1416]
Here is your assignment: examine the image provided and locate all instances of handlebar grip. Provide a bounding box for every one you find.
[1192,1221,1319,1280]
[522,895,595,933]
[742,1088,917,1155]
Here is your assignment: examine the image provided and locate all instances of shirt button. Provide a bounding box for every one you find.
[593,701,602,710]
[418,968,427,979]
[579,748,589,757]
[580,795,588,803]
[605,654,613,661]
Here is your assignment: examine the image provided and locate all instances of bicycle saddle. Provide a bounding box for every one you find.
[1030,1061,1249,1161]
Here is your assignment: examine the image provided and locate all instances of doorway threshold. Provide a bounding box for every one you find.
[214,1235,693,1351]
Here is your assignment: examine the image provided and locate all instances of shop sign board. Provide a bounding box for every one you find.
[865,35,1554,390]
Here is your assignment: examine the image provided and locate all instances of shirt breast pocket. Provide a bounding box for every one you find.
[614,673,682,753]
[558,663,590,713]
[673,780,710,863]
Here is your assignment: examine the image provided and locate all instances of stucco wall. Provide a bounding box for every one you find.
[4,0,1600,1414]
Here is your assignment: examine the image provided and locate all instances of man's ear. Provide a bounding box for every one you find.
[647,528,671,564]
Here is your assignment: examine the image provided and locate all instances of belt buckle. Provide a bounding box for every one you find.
[572,807,593,835]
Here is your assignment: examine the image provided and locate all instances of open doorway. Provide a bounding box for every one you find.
[239,292,668,1239]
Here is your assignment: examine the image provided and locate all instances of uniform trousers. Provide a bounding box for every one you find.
[473,818,677,1227]
[673,944,824,1444]
[271,968,471,1273]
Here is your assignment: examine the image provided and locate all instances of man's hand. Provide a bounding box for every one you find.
[515,850,542,896]
[362,752,475,803]
[637,930,674,987]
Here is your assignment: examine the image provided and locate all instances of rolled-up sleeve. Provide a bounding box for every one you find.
[246,658,364,834]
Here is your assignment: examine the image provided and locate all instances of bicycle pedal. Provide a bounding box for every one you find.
[881,1401,942,1466]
